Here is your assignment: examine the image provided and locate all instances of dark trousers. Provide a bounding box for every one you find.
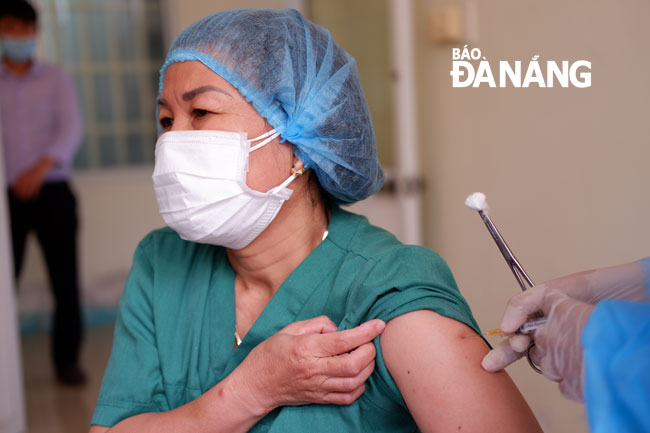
[8,181,83,370]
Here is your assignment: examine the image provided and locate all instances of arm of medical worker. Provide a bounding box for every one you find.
[381,310,543,433]
[582,300,650,433]
[482,258,650,373]
[89,317,384,433]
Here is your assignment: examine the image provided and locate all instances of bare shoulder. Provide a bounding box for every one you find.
[380,309,542,433]
[88,426,110,433]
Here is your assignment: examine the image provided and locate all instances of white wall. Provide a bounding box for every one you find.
[416,0,650,432]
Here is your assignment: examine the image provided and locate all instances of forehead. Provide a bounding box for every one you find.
[161,61,239,98]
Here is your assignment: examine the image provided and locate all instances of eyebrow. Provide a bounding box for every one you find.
[157,85,233,108]
[183,85,233,101]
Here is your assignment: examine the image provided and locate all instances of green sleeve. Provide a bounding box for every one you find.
[366,246,480,330]
[91,235,169,426]
[361,246,484,409]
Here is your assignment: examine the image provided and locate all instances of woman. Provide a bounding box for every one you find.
[90,9,542,433]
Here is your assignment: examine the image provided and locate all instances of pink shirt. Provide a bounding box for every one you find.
[0,61,82,185]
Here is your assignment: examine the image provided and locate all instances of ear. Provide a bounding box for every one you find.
[291,155,305,172]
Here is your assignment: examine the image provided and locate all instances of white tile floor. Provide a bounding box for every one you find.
[21,325,114,433]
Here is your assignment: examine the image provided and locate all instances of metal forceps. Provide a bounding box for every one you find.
[474,207,543,374]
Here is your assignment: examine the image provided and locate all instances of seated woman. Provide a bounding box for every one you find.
[89,9,542,433]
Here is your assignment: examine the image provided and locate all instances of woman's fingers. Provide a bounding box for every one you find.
[322,341,376,378]
[322,384,367,406]
[321,358,375,392]
[281,315,339,336]
[317,319,385,357]
[243,317,385,409]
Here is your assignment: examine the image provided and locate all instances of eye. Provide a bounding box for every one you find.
[193,108,210,118]
[159,117,173,129]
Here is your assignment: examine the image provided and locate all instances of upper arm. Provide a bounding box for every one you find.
[380,309,542,433]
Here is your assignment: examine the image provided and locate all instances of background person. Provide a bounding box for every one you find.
[483,258,650,433]
[0,0,84,385]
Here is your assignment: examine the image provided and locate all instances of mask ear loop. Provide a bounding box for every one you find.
[249,130,280,152]
[250,129,277,141]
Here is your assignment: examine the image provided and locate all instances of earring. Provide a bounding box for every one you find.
[290,167,305,176]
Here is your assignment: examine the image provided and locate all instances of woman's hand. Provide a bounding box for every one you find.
[94,316,385,433]
[231,316,385,415]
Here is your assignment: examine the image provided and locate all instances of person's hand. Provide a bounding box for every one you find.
[481,284,546,373]
[11,158,56,201]
[532,290,594,401]
[482,258,649,372]
[232,316,385,415]
[482,288,594,401]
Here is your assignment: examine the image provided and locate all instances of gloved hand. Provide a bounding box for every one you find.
[482,287,594,401]
[481,258,649,383]
[533,290,595,401]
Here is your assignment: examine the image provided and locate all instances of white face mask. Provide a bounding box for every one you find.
[152,128,299,249]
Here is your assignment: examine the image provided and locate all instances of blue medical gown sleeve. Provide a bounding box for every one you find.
[581,299,650,433]
[641,257,650,297]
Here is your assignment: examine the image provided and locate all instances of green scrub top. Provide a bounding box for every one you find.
[92,206,483,431]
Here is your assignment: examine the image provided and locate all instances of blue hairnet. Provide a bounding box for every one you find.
[158,8,383,204]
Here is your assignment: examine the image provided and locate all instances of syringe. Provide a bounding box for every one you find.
[485,317,548,337]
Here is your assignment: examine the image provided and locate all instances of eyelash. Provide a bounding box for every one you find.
[158,109,213,129]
